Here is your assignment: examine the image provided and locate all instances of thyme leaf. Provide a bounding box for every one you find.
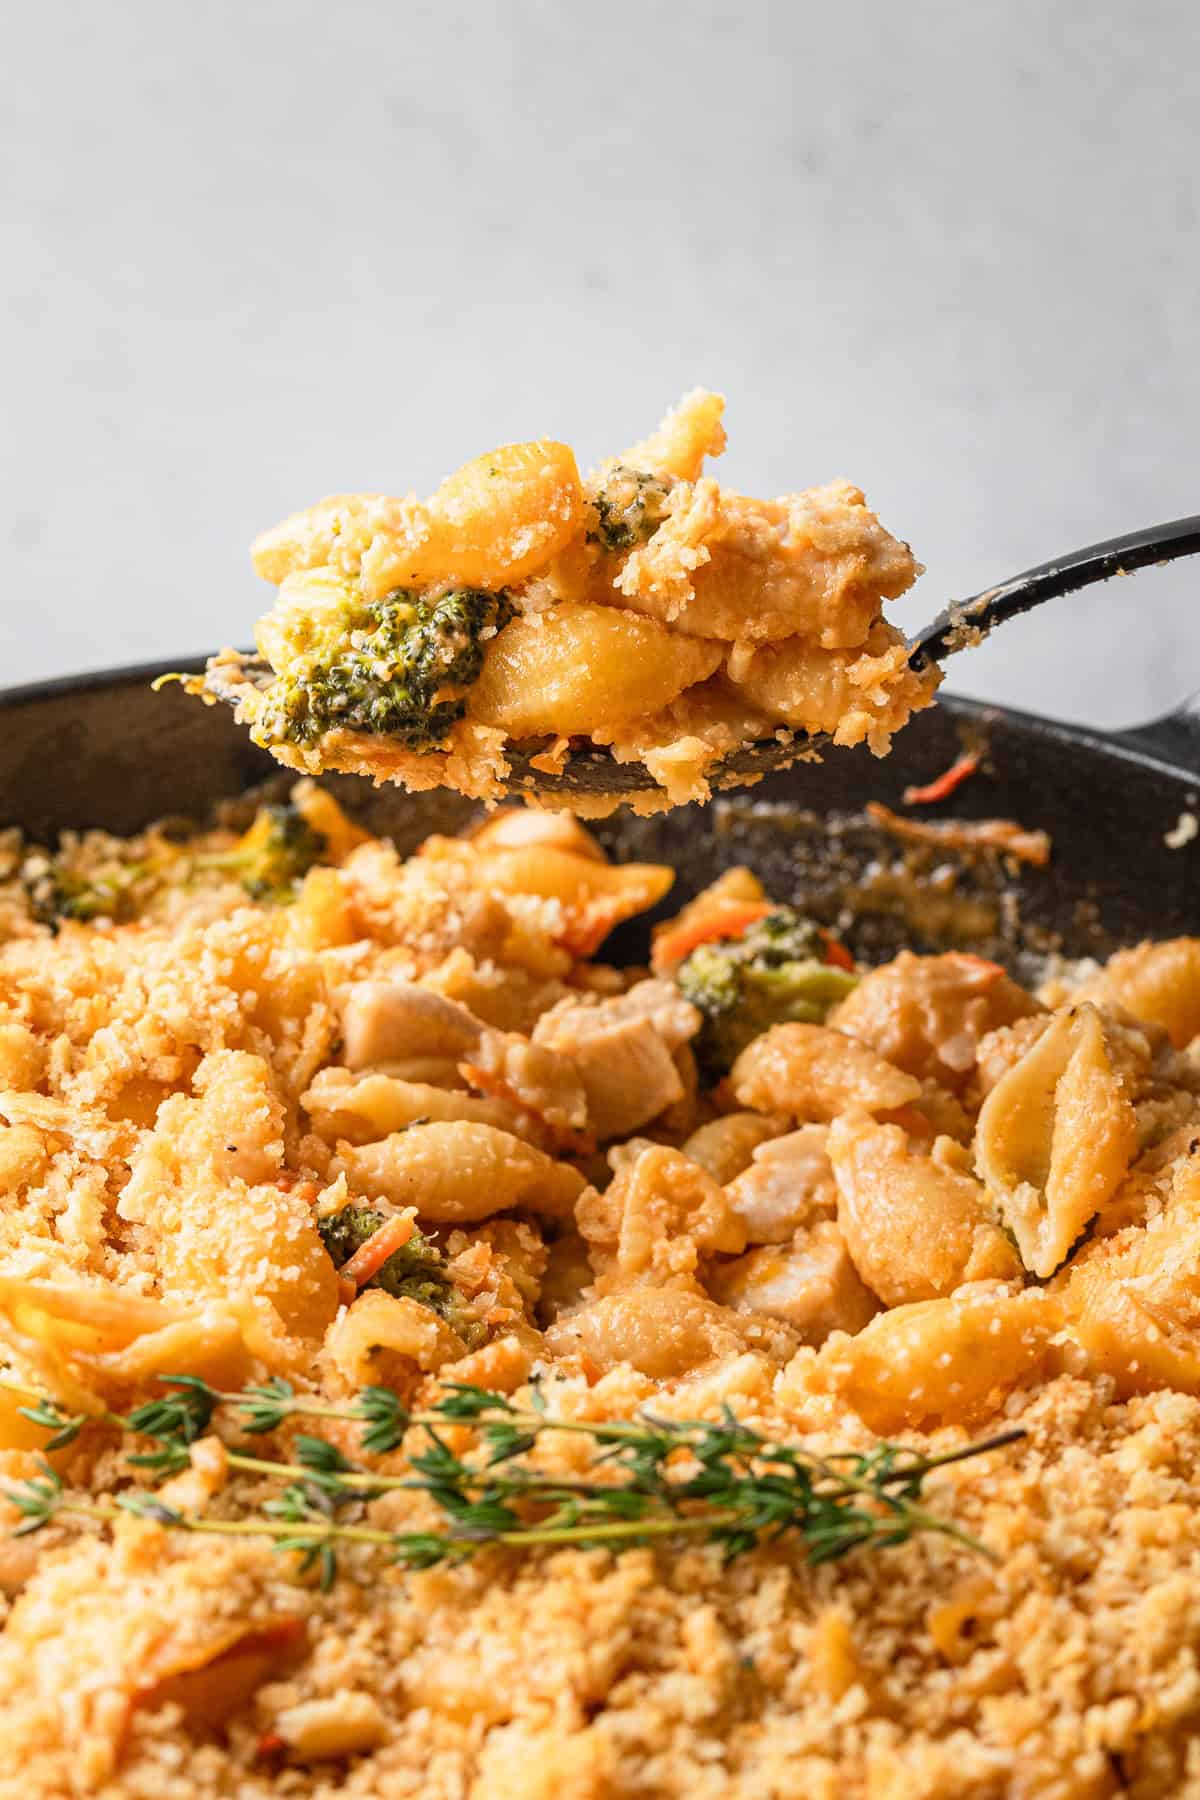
[0,1373,1024,1582]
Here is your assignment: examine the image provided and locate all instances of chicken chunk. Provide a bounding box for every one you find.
[463,1030,589,1134]
[828,952,1042,1094]
[341,981,482,1069]
[724,1126,837,1243]
[709,1222,878,1344]
[533,980,700,1140]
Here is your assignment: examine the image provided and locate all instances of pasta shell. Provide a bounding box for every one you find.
[975,1004,1137,1277]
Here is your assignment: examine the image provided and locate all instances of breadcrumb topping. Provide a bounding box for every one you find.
[0,802,1199,1796]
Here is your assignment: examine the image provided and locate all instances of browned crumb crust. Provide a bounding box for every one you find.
[224,393,935,806]
[2,807,1200,1796]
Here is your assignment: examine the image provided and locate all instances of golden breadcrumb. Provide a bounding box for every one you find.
[203,393,935,810]
[1,800,1200,1797]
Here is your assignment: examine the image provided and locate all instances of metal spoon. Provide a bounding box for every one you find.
[200,513,1200,800]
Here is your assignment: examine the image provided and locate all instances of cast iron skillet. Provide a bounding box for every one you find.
[1,665,1197,967]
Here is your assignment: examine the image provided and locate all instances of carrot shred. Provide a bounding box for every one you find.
[819,930,855,972]
[866,802,1052,868]
[902,751,981,807]
[652,900,774,969]
[341,1212,416,1289]
[947,952,1006,979]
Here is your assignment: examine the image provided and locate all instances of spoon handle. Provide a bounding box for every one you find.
[909,513,1200,670]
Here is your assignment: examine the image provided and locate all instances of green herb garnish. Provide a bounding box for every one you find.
[2,1374,1022,1589]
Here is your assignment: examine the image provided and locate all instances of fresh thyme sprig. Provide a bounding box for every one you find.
[0,1372,1025,1587]
[0,1372,410,1468]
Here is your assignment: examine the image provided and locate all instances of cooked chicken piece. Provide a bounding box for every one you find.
[533,980,700,1140]
[562,978,702,1049]
[341,980,482,1069]
[1068,938,1200,1050]
[556,1016,683,1140]
[828,952,1042,1094]
[724,1125,837,1243]
[709,1222,879,1344]
[463,1030,589,1133]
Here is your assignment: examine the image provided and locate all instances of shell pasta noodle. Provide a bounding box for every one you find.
[6,797,1200,1796]
[196,391,938,813]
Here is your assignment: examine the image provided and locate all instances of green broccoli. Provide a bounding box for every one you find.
[675,908,860,1080]
[199,803,328,903]
[317,1204,483,1343]
[252,586,514,752]
[587,465,672,553]
[20,852,148,931]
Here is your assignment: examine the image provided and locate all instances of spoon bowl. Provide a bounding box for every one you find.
[197,513,1200,802]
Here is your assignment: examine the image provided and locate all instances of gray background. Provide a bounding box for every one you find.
[2,0,1197,726]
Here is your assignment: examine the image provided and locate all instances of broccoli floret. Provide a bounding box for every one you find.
[317,1204,482,1341]
[202,803,328,903]
[676,908,860,1080]
[587,465,672,553]
[20,853,147,931]
[253,586,514,752]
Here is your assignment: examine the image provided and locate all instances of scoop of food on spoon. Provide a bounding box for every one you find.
[165,390,1200,814]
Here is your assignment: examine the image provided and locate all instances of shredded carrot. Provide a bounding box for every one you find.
[819,931,855,972]
[341,1211,416,1288]
[866,802,1052,868]
[947,952,1006,979]
[274,1173,319,1203]
[902,751,981,807]
[652,901,774,969]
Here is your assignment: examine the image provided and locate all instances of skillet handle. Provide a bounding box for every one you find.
[1114,691,1200,777]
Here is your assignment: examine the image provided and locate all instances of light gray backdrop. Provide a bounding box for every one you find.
[3,0,1197,727]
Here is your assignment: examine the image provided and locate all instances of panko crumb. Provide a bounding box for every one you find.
[210,392,935,811]
[1165,809,1198,850]
[0,799,1199,1799]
